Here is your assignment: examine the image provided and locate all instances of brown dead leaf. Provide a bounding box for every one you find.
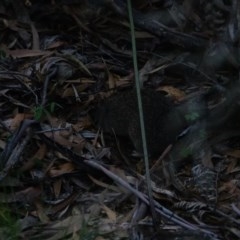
[219,180,240,198]
[0,139,6,150]
[31,22,40,50]
[134,31,154,38]
[226,158,240,174]
[95,237,106,240]
[53,179,62,198]
[7,113,33,131]
[45,40,66,49]
[44,131,73,148]
[44,128,86,153]
[15,186,42,203]
[116,72,133,87]
[59,123,73,138]
[157,85,186,101]
[47,192,79,217]
[49,162,75,177]
[88,175,120,192]
[87,203,102,218]
[101,204,117,222]
[3,47,52,58]
[47,116,64,128]
[73,116,92,131]
[71,135,86,151]
[35,200,50,223]
[46,120,86,152]
[226,149,240,158]
[108,72,119,90]
[20,143,47,171]
[46,214,83,240]
[98,218,117,234]
[62,84,89,98]
[109,166,131,194]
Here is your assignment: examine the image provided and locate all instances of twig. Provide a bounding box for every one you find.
[85,159,220,239]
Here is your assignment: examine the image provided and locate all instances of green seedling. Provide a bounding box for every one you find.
[180,146,192,158]
[0,204,21,240]
[185,112,200,122]
[33,102,62,121]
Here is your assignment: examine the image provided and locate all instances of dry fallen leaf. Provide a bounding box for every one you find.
[157,85,186,101]
[101,204,117,222]
[49,162,75,177]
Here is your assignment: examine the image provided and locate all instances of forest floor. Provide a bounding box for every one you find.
[0,1,240,239]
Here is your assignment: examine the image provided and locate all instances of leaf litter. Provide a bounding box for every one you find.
[0,1,240,239]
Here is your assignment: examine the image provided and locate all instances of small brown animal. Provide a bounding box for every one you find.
[92,88,206,157]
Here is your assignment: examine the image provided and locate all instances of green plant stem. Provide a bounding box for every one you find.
[127,0,158,226]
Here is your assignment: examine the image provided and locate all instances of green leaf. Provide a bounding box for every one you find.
[185,112,200,122]
[33,105,46,120]
[180,147,192,158]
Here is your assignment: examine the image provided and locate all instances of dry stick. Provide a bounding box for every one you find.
[85,159,219,240]
[41,68,57,106]
[0,70,39,105]
[0,119,37,167]
[0,128,33,180]
[126,0,158,228]
[38,130,219,238]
